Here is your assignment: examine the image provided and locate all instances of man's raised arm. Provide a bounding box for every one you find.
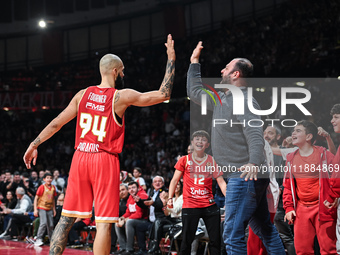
[187,41,215,110]
[116,34,175,111]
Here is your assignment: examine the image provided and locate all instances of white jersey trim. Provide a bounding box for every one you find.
[95,216,119,221]
[62,209,92,215]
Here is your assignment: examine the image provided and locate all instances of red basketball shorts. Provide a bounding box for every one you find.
[62,150,120,223]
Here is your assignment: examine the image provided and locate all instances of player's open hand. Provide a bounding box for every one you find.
[190,41,203,63]
[23,144,38,169]
[238,163,258,181]
[284,210,296,225]
[324,198,338,209]
[165,34,175,61]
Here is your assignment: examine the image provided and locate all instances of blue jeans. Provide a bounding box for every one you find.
[223,178,285,255]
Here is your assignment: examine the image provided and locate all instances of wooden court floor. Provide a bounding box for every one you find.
[0,239,93,255]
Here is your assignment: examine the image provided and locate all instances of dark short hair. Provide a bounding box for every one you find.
[43,172,53,179]
[233,58,253,78]
[297,120,318,144]
[22,172,29,178]
[330,104,340,115]
[133,167,142,174]
[14,171,20,176]
[191,130,210,142]
[128,181,139,189]
[272,125,282,136]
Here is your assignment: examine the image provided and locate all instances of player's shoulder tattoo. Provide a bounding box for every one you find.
[115,91,120,103]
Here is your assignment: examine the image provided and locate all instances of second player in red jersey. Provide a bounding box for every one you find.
[168,130,226,255]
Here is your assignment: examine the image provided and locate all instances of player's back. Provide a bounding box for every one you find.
[75,86,125,154]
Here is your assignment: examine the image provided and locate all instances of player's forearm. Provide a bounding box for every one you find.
[271,146,282,156]
[168,180,177,199]
[30,118,64,149]
[326,135,336,155]
[217,178,226,197]
[34,196,38,211]
[159,59,175,100]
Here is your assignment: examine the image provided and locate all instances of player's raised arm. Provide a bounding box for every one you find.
[117,34,175,109]
[23,90,84,169]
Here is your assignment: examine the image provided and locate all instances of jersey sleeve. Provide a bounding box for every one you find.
[138,177,146,186]
[212,158,223,179]
[36,185,44,196]
[53,185,58,197]
[174,155,187,172]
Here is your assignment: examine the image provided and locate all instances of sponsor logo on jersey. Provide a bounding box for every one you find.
[86,102,105,112]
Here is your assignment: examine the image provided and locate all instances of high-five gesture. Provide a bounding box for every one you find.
[165,34,175,61]
[190,41,203,63]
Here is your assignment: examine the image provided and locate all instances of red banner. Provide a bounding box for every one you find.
[0,91,74,110]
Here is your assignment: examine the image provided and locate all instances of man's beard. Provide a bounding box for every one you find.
[220,74,232,85]
[216,75,231,92]
[115,75,124,89]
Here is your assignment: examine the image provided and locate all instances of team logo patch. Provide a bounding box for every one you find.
[187,161,193,165]
[206,162,211,167]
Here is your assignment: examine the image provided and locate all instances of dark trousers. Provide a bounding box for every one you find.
[68,221,86,243]
[274,207,296,255]
[181,204,221,255]
[111,223,117,248]
[8,214,32,237]
[136,220,152,251]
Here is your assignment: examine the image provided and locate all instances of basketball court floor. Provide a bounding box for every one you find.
[0,239,93,255]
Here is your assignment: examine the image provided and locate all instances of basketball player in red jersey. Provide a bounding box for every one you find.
[23,34,175,255]
[167,130,226,255]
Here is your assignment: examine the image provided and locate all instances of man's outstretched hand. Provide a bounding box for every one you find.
[239,163,259,181]
[190,41,203,63]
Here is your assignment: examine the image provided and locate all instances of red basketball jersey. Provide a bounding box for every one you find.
[75,86,125,154]
[175,154,222,208]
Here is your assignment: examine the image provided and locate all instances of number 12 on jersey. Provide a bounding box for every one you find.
[79,113,107,142]
[193,174,205,185]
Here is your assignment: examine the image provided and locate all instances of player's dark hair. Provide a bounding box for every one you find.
[297,120,318,144]
[128,181,139,189]
[134,167,142,174]
[191,130,210,142]
[43,172,53,179]
[330,104,340,115]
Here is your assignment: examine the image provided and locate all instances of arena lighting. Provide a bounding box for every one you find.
[38,19,54,29]
[295,81,305,87]
[163,100,170,103]
[337,76,340,80]
[38,20,46,28]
